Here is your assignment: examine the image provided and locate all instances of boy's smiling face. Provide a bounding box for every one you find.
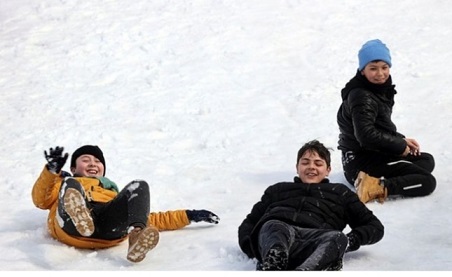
[71,154,105,177]
[296,150,331,183]
[361,61,390,84]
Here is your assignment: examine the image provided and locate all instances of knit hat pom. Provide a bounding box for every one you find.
[358,39,392,71]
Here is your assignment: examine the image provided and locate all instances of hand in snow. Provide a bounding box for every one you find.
[345,232,361,252]
[186,209,220,224]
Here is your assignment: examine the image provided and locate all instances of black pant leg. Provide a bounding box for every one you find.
[257,220,293,260]
[341,151,366,185]
[405,152,435,173]
[368,158,436,197]
[91,180,150,240]
[292,228,347,271]
[342,151,436,197]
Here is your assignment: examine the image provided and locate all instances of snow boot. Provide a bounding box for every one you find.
[324,259,343,271]
[354,171,388,204]
[63,187,95,237]
[127,225,160,263]
[260,248,289,271]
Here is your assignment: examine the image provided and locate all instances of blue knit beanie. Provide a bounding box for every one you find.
[358,39,392,71]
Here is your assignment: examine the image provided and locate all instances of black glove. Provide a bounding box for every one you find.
[44,146,69,173]
[186,209,220,224]
[346,232,361,253]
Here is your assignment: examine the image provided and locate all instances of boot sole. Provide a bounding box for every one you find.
[127,227,160,263]
[355,171,373,203]
[354,171,368,203]
[355,171,386,204]
[63,188,95,237]
[261,249,288,270]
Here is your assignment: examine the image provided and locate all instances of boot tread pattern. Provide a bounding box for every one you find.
[63,188,95,237]
[127,227,160,263]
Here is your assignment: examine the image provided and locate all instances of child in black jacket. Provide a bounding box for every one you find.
[238,140,384,271]
[337,39,436,203]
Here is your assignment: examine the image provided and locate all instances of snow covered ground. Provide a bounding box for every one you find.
[1,0,452,272]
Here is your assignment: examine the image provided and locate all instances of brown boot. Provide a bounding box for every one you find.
[127,225,160,263]
[63,188,95,237]
[354,171,388,204]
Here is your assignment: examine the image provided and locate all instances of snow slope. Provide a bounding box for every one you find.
[1,0,451,271]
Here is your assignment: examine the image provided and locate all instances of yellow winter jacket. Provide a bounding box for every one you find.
[32,166,190,249]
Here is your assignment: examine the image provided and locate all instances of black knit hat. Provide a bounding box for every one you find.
[70,145,106,175]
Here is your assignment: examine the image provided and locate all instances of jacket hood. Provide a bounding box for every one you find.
[341,70,396,101]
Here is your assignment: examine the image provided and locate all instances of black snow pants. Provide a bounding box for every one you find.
[342,151,436,197]
[257,219,348,270]
[58,177,150,240]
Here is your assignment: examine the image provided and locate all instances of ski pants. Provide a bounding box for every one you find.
[58,177,150,240]
[257,220,348,270]
[342,151,436,197]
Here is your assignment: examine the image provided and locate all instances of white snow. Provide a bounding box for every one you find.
[1,0,451,273]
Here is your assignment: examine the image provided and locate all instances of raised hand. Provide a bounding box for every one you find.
[44,146,69,173]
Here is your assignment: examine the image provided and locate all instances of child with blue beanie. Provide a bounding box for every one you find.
[336,39,436,204]
[358,39,392,71]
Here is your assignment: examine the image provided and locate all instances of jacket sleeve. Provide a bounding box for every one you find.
[238,217,255,258]
[238,186,275,258]
[345,191,384,247]
[348,89,406,155]
[32,165,64,210]
[148,209,190,231]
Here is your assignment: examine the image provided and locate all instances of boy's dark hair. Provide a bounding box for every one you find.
[296,140,332,167]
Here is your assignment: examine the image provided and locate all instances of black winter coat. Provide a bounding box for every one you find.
[238,177,384,259]
[336,70,406,155]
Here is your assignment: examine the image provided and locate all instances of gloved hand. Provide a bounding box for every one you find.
[346,232,361,252]
[44,146,69,173]
[186,209,220,224]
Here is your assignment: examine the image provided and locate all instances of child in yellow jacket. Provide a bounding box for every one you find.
[32,145,220,263]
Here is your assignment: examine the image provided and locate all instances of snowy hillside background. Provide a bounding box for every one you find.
[1,0,452,271]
